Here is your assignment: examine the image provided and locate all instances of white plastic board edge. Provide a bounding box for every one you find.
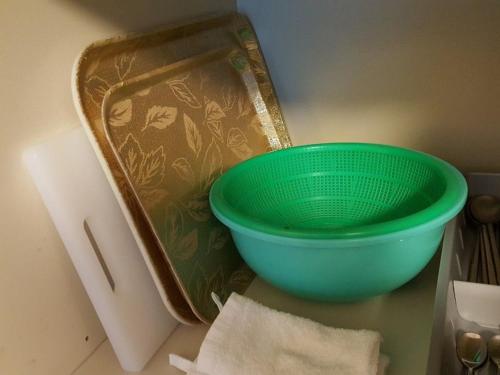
[23,128,178,371]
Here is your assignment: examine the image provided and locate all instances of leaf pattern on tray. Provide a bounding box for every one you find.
[108,99,132,127]
[168,79,201,108]
[204,97,226,122]
[163,203,198,261]
[176,229,199,261]
[164,203,183,248]
[207,225,230,254]
[138,145,166,188]
[200,138,223,191]
[183,114,202,158]
[143,105,178,131]
[204,98,226,143]
[228,265,255,292]
[171,157,196,186]
[115,50,137,81]
[85,75,110,106]
[227,128,253,159]
[118,134,167,204]
[222,86,237,112]
[119,133,143,183]
[183,193,211,222]
[206,120,224,143]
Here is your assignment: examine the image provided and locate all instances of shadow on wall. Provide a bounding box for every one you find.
[56,0,500,171]
[56,0,234,32]
[237,0,500,172]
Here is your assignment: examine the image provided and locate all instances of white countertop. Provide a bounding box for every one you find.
[75,253,439,375]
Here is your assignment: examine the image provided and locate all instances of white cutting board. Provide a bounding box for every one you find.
[24,127,178,371]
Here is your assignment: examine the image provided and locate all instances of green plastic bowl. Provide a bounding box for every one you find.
[209,143,467,301]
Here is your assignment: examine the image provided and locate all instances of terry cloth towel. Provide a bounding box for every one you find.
[170,293,389,375]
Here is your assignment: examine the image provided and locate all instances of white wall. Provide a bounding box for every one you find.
[0,1,234,374]
[238,0,500,172]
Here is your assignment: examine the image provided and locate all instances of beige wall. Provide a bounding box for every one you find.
[0,1,234,374]
[238,0,500,172]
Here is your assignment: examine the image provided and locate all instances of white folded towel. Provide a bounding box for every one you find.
[170,293,389,375]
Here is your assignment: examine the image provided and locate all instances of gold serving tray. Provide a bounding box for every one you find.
[72,13,291,323]
[102,47,287,322]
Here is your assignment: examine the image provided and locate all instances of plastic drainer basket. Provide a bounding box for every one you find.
[210,143,467,300]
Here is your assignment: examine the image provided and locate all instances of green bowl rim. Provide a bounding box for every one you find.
[209,143,467,240]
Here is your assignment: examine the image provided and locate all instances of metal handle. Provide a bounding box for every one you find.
[83,219,115,291]
[479,229,489,283]
[487,223,500,284]
[482,225,498,284]
[469,231,480,282]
